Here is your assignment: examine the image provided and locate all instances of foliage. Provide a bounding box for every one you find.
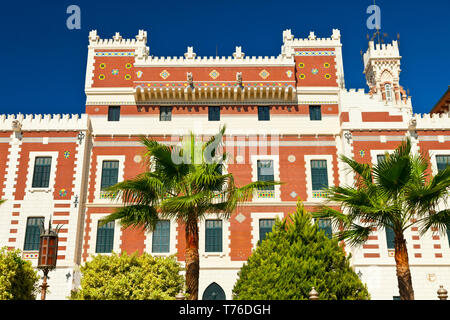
[232,203,370,300]
[0,247,40,300]
[70,252,184,300]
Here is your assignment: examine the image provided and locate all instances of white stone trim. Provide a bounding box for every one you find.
[87,213,121,259]
[304,154,334,202]
[250,212,284,249]
[26,151,59,194]
[199,215,230,258]
[250,154,280,202]
[94,155,125,203]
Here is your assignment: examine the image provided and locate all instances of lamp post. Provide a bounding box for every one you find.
[37,219,60,300]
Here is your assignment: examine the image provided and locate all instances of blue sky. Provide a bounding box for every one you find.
[0,0,448,115]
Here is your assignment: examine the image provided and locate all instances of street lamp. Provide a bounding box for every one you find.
[37,219,61,300]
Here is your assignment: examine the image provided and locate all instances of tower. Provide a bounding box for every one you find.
[363,40,409,107]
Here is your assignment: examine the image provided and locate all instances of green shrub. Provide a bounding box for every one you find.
[232,202,370,300]
[70,252,184,300]
[0,247,40,300]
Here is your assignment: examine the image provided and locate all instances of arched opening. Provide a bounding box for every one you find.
[202,282,226,300]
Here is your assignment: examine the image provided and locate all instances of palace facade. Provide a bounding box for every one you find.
[0,29,449,300]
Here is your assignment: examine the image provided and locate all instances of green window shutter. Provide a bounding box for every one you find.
[317,219,332,239]
[311,160,328,190]
[436,155,450,172]
[309,105,322,120]
[259,219,275,242]
[257,160,274,190]
[108,106,120,121]
[208,107,220,121]
[160,106,172,121]
[32,157,52,188]
[101,160,119,190]
[152,220,170,253]
[24,217,44,251]
[205,220,222,252]
[447,227,450,247]
[95,220,115,253]
[386,226,395,249]
[258,106,270,121]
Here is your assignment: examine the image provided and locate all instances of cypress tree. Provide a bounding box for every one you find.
[232,202,370,300]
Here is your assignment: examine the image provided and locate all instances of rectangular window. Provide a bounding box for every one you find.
[108,106,120,121]
[31,157,52,188]
[447,227,450,247]
[159,107,172,121]
[101,160,119,190]
[316,219,332,239]
[309,105,322,121]
[208,106,220,121]
[205,220,222,252]
[24,217,44,251]
[436,155,450,172]
[393,296,401,300]
[258,106,270,121]
[311,160,328,191]
[152,220,170,253]
[95,220,115,253]
[386,226,395,249]
[259,219,275,242]
[257,160,274,190]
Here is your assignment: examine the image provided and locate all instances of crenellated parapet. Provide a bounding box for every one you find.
[412,112,450,130]
[0,113,89,132]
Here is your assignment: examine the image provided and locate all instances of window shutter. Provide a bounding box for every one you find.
[385,226,395,249]
[257,160,275,190]
[205,220,222,252]
[309,105,322,121]
[259,219,275,241]
[152,220,170,253]
[32,157,52,188]
[24,217,44,251]
[108,106,120,121]
[311,160,328,190]
[436,155,450,172]
[101,161,119,190]
[95,220,115,253]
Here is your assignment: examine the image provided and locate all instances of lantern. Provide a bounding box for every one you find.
[37,219,61,300]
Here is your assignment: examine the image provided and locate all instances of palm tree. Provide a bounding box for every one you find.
[102,127,279,300]
[315,138,450,300]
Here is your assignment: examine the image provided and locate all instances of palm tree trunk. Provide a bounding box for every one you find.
[394,231,415,300]
[185,218,199,300]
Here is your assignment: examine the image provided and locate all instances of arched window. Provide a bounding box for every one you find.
[384,83,393,102]
[202,282,226,300]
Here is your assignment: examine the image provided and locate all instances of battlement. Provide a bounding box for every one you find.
[282,29,341,51]
[88,30,148,48]
[0,113,89,131]
[363,40,400,68]
[413,112,450,129]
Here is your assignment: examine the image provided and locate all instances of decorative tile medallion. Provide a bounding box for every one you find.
[59,189,67,197]
[136,70,143,78]
[22,252,39,259]
[160,70,170,79]
[99,63,106,69]
[125,74,131,80]
[290,191,298,198]
[209,69,220,79]
[286,70,293,78]
[324,73,331,79]
[112,69,119,75]
[311,68,319,75]
[359,150,365,157]
[98,74,105,80]
[100,191,117,199]
[125,63,132,69]
[235,213,246,224]
[298,62,305,68]
[259,69,270,79]
[257,190,275,198]
[288,155,296,163]
[299,73,306,79]
[64,151,70,159]
[324,62,330,68]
